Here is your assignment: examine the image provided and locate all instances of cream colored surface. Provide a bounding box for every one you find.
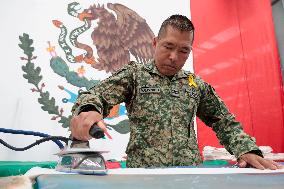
[0,176,32,189]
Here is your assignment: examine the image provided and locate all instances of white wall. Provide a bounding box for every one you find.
[0,0,192,162]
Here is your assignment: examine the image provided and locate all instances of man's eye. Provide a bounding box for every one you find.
[180,50,189,54]
[164,45,173,50]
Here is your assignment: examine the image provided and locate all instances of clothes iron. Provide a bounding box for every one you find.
[56,125,108,175]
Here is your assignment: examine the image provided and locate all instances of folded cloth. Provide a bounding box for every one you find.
[0,176,32,189]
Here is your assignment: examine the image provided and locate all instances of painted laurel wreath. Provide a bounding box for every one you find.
[17,2,155,133]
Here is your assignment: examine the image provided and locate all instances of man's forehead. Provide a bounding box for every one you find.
[163,40,192,48]
[160,35,193,47]
[164,27,193,39]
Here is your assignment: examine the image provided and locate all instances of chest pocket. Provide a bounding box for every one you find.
[134,84,162,112]
[175,86,200,115]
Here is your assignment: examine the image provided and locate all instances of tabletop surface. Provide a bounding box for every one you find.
[36,169,284,189]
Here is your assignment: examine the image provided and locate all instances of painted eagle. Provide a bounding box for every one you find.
[82,3,155,73]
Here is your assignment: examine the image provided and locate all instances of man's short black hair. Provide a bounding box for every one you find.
[158,14,195,40]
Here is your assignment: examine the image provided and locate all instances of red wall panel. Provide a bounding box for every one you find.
[191,0,284,153]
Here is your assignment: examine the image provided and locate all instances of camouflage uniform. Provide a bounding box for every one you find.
[72,60,260,168]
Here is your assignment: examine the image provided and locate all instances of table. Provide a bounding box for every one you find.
[36,168,284,189]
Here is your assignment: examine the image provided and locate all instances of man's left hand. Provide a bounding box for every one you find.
[238,153,283,170]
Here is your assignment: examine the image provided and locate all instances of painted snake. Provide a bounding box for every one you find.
[52,2,95,64]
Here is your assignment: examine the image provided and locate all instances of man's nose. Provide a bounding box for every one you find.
[169,50,178,61]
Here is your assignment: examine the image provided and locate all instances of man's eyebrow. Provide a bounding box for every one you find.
[164,42,174,46]
[163,42,191,50]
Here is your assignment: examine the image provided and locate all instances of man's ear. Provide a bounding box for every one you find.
[152,37,158,48]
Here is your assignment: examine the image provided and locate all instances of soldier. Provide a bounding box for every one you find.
[70,14,282,169]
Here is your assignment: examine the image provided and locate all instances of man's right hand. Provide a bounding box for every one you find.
[70,111,107,141]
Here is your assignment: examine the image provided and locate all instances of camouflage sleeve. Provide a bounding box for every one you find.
[196,81,260,158]
[71,62,136,118]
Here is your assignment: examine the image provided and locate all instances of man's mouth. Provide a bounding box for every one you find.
[164,64,176,70]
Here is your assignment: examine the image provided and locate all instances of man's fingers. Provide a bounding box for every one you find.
[237,158,247,168]
[74,115,91,140]
[261,160,276,170]
[70,116,82,140]
[248,159,265,170]
[273,161,284,169]
[70,111,104,141]
[240,154,265,169]
[239,153,283,170]
[97,120,107,132]
[251,157,278,170]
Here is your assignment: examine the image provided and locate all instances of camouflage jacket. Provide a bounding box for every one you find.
[72,60,260,168]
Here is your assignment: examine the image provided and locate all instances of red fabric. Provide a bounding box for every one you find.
[190,0,284,153]
[106,161,121,169]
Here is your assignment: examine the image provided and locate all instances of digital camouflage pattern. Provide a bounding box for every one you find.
[72,60,260,168]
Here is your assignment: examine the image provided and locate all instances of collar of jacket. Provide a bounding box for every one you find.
[143,59,192,80]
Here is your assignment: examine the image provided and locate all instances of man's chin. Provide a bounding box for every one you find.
[161,70,177,77]
[158,66,177,76]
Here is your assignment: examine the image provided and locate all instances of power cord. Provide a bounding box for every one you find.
[0,128,69,150]
[0,136,69,151]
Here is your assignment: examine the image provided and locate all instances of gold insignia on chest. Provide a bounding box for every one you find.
[188,74,198,88]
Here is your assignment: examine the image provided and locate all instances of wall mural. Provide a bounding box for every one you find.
[18,2,155,138]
